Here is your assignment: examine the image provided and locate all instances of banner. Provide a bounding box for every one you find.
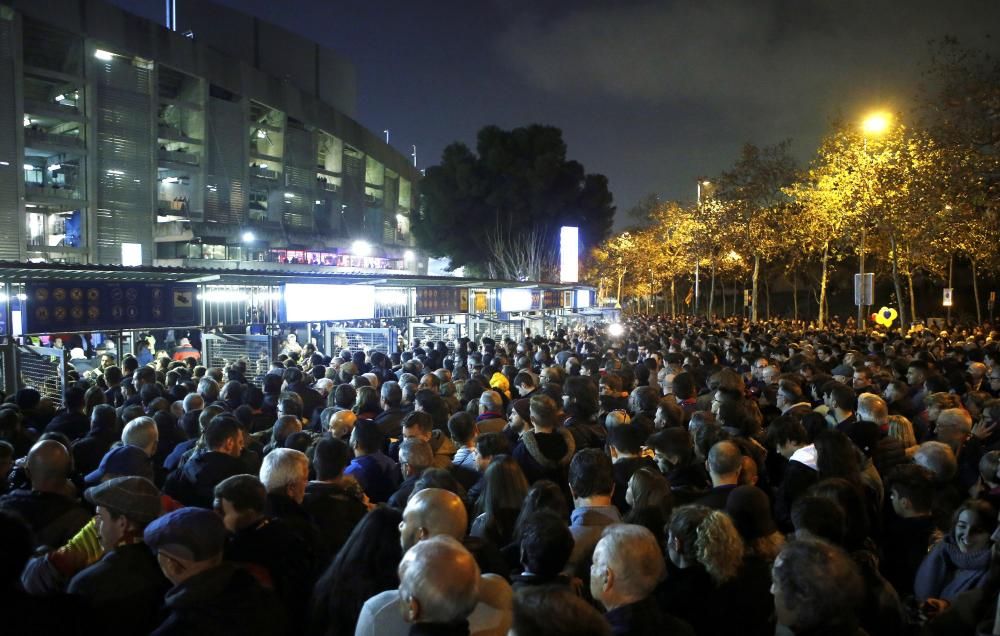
[25,281,199,333]
[415,287,469,315]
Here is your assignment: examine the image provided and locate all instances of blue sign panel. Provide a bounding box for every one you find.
[24,281,199,333]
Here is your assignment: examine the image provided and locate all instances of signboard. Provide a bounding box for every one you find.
[283,284,375,322]
[415,287,469,315]
[560,226,579,283]
[472,290,489,313]
[854,273,874,306]
[25,281,199,333]
[943,288,953,307]
[542,290,562,309]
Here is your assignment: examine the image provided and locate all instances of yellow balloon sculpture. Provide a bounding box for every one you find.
[875,306,898,327]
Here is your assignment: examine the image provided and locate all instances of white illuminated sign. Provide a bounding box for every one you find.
[284,284,375,321]
[560,226,579,283]
[499,288,534,312]
[121,243,142,266]
[575,289,592,308]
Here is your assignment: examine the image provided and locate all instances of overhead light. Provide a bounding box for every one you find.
[25,204,37,208]
[94,49,114,61]
[403,250,415,262]
[48,164,61,171]
[0,161,10,167]
[608,323,625,337]
[163,176,180,184]
[315,200,322,205]
[242,231,255,242]
[106,169,125,175]
[256,129,267,138]
[23,164,35,171]
[54,94,65,102]
[351,240,372,257]
[23,116,31,127]
[283,192,294,199]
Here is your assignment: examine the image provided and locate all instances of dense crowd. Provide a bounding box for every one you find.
[3,314,1000,635]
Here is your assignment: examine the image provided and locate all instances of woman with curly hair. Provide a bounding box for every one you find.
[659,504,773,636]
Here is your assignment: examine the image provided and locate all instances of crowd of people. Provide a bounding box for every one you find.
[2,313,1000,635]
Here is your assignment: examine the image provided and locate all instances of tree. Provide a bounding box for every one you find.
[917,39,1000,322]
[414,125,615,280]
[713,142,798,321]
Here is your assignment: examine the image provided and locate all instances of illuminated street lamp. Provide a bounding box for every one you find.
[857,110,893,329]
[862,112,892,135]
[242,231,255,243]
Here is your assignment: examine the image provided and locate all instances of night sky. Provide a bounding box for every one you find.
[114,0,1000,230]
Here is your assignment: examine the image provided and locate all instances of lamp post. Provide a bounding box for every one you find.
[857,112,891,330]
[695,179,710,316]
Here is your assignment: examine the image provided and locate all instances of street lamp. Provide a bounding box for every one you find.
[857,111,892,329]
[694,179,711,315]
[241,231,255,243]
[862,112,892,135]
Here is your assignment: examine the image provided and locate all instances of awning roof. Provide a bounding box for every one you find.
[0,261,590,291]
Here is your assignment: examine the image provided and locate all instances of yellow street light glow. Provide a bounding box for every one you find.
[862,112,892,135]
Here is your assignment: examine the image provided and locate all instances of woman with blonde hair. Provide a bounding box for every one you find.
[660,505,773,635]
[887,414,919,458]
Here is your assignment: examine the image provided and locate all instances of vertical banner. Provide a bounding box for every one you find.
[560,226,579,283]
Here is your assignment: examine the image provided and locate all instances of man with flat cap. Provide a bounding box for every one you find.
[68,476,169,635]
[144,507,286,635]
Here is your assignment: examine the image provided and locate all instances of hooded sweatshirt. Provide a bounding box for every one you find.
[513,428,576,484]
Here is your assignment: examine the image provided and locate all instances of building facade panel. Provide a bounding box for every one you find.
[93,52,154,264]
[0,11,23,260]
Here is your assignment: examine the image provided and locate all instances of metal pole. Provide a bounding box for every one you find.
[857,138,867,331]
[947,253,953,323]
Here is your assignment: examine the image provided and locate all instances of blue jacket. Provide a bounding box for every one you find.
[344,453,400,504]
[914,535,992,602]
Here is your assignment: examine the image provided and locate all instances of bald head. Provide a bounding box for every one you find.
[707,440,743,481]
[399,535,480,625]
[330,410,357,438]
[27,440,71,491]
[400,487,468,552]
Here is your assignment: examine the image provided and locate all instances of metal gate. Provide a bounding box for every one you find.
[408,322,463,352]
[469,317,523,345]
[203,334,274,387]
[326,327,398,359]
[15,345,67,407]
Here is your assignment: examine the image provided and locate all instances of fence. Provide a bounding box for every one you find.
[469,317,523,344]
[16,345,67,407]
[203,334,274,386]
[408,322,463,352]
[326,327,398,359]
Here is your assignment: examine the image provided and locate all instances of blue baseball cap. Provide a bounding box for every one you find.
[143,507,226,562]
[85,445,153,484]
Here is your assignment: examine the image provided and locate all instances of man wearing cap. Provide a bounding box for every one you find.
[68,476,168,635]
[86,444,155,485]
[145,507,286,635]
